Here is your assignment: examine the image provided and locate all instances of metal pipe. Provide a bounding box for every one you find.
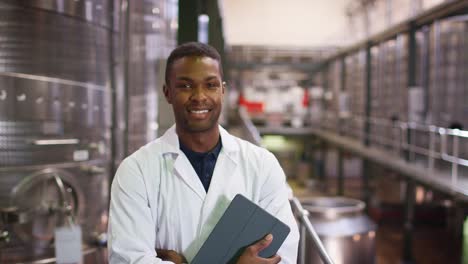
[33,138,79,146]
[299,222,307,264]
[402,181,416,263]
[338,150,344,196]
[0,72,107,91]
[0,159,106,172]
[13,247,99,264]
[291,197,335,264]
[452,133,459,185]
[428,126,435,174]
[52,173,74,227]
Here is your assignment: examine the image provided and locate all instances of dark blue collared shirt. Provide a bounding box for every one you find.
[180,138,222,192]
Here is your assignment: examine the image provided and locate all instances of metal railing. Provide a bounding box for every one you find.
[320,112,468,185]
[290,197,335,264]
[233,108,335,264]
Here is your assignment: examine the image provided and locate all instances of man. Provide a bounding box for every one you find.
[108,42,299,263]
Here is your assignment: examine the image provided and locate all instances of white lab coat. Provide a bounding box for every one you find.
[108,125,299,263]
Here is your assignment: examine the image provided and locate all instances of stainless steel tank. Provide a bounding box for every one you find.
[430,18,468,130]
[0,0,113,262]
[0,0,178,261]
[343,51,366,141]
[302,197,376,264]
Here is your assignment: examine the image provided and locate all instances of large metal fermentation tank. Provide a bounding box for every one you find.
[368,35,409,149]
[322,61,341,132]
[428,17,468,175]
[429,17,468,130]
[343,51,366,141]
[302,197,376,264]
[0,0,116,262]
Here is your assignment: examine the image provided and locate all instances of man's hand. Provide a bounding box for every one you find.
[156,249,187,264]
[236,234,281,264]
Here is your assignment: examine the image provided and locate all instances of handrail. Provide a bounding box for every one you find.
[290,197,335,264]
[321,111,468,167]
[318,111,468,188]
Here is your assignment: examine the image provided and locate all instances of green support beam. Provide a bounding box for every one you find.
[178,0,200,44]
[205,0,227,80]
[178,0,227,77]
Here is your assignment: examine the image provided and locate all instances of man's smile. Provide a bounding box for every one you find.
[187,107,212,119]
[189,109,210,114]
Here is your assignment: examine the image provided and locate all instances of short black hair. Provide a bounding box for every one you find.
[165,42,223,85]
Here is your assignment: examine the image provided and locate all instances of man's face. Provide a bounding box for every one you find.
[164,56,225,134]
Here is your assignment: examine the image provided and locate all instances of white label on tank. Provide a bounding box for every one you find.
[85,1,93,20]
[408,87,425,122]
[73,150,89,161]
[338,92,350,118]
[54,225,83,264]
[0,90,7,100]
[57,0,64,13]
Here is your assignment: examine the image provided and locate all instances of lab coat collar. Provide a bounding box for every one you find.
[158,124,239,201]
[159,124,239,155]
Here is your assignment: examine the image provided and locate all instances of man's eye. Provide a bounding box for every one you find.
[207,83,219,89]
[177,83,191,89]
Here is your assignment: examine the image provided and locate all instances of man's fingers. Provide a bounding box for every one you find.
[156,249,169,259]
[267,254,281,264]
[247,234,273,254]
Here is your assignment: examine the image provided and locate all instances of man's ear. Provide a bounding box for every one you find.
[163,84,172,104]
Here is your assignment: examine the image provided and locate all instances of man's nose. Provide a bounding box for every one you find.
[189,85,208,101]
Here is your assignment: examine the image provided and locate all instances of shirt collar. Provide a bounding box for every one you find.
[179,136,222,158]
[159,124,239,155]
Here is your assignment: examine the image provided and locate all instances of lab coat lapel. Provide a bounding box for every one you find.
[194,148,238,254]
[202,150,238,211]
[160,125,206,201]
[173,155,206,201]
[198,127,239,230]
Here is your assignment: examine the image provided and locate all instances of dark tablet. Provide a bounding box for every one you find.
[191,194,291,264]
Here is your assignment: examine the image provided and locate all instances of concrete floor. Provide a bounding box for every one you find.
[290,177,463,264]
[375,224,458,264]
